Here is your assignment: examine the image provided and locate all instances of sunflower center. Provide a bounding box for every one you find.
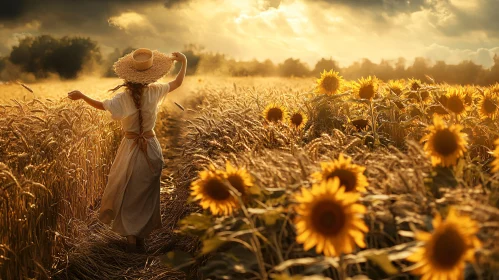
[359,84,375,100]
[447,96,465,114]
[291,113,304,127]
[204,179,231,201]
[322,76,340,93]
[266,108,284,122]
[310,200,346,236]
[352,119,369,131]
[432,129,458,156]
[430,226,467,270]
[411,82,421,91]
[483,98,497,114]
[227,174,245,194]
[326,169,357,192]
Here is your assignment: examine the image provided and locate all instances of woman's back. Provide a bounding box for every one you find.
[102,83,170,133]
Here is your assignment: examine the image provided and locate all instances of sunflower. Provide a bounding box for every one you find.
[489,83,499,95]
[190,167,237,215]
[354,76,378,100]
[350,118,370,131]
[461,86,476,105]
[438,94,448,106]
[311,154,368,193]
[421,90,432,103]
[387,80,405,96]
[443,88,468,117]
[407,79,431,103]
[289,111,308,130]
[408,78,422,91]
[315,70,343,95]
[263,103,288,123]
[294,177,369,256]
[421,115,468,167]
[478,90,498,120]
[492,139,499,173]
[224,161,253,196]
[407,207,481,280]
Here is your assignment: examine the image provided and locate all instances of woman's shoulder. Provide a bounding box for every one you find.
[147,82,168,89]
[146,82,170,94]
[104,90,126,101]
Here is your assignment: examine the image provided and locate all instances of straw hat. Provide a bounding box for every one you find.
[113,48,174,84]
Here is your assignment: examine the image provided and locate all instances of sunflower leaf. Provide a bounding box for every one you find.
[432,166,458,188]
[202,237,226,255]
[159,250,195,271]
[248,184,262,195]
[365,252,399,275]
[177,213,213,235]
[274,257,323,272]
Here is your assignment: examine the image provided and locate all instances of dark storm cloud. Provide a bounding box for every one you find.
[164,0,193,8]
[0,1,24,20]
[312,0,499,38]
[311,0,428,14]
[0,0,191,27]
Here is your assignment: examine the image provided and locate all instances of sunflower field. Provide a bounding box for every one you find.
[1,73,499,279]
[166,71,499,280]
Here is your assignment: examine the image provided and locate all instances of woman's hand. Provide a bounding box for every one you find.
[171,52,187,64]
[67,90,84,100]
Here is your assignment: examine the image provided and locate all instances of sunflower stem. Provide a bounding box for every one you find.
[271,232,289,275]
[369,101,378,146]
[227,183,268,280]
[338,254,347,280]
[452,113,458,125]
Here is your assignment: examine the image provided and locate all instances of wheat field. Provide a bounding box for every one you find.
[1,75,498,280]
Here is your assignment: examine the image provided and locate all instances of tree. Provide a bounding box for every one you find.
[9,35,101,79]
[278,58,310,77]
[50,36,102,79]
[312,58,340,76]
[104,47,135,77]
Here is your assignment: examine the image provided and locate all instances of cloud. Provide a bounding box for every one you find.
[313,0,428,14]
[0,20,41,54]
[424,44,499,68]
[0,0,191,30]
[108,12,151,30]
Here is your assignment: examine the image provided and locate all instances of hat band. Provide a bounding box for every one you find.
[134,59,153,71]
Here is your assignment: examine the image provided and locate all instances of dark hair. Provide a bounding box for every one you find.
[109,82,148,134]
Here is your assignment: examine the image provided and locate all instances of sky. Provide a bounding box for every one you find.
[1,0,499,68]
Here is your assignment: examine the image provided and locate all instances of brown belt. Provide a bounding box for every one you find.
[125,130,156,172]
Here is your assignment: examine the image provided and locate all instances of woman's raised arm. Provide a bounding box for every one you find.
[168,52,187,92]
[67,90,105,110]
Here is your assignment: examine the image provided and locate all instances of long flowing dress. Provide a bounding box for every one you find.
[98,83,170,238]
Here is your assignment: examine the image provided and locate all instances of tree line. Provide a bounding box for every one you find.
[1,35,499,85]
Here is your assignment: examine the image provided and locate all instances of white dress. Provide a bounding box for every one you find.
[98,83,170,238]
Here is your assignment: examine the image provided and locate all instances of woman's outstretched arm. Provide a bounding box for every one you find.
[168,52,187,92]
[67,90,105,110]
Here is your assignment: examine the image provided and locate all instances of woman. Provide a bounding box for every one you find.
[68,48,187,252]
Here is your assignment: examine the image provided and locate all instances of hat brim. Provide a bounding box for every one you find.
[113,50,174,84]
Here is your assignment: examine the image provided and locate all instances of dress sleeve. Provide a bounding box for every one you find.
[156,83,171,107]
[102,92,126,120]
